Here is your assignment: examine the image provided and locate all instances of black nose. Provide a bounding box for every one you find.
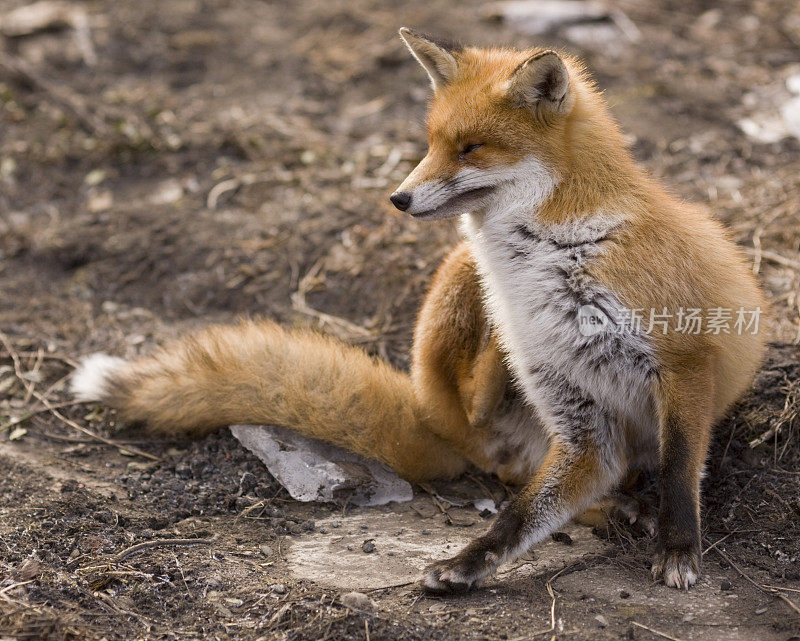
[390,192,412,211]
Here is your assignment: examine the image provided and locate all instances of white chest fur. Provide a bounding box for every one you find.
[461,209,658,446]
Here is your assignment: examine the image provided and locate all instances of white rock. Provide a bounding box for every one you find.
[230,425,413,506]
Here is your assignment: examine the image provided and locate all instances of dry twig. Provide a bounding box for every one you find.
[113,538,212,561]
[742,247,800,272]
[713,547,800,616]
[630,621,684,641]
[36,392,158,461]
[0,399,92,432]
[0,49,108,136]
[1,330,158,459]
[291,258,375,341]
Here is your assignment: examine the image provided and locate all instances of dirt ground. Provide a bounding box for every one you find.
[1,0,800,639]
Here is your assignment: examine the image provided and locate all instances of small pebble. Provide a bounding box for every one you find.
[271,583,287,594]
[387,551,395,556]
[594,614,608,628]
[362,540,376,553]
[551,531,573,546]
[331,521,340,528]
[259,544,273,556]
[340,591,373,611]
[288,523,302,535]
[619,589,631,599]
[320,527,329,534]
[347,544,354,551]
[720,579,733,591]
[421,529,431,535]
[360,524,369,530]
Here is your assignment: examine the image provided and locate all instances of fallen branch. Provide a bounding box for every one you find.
[22,347,44,404]
[0,580,34,606]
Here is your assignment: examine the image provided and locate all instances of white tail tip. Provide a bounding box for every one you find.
[71,353,127,401]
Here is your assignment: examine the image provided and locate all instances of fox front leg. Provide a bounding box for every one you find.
[423,437,622,592]
[422,373,626,592]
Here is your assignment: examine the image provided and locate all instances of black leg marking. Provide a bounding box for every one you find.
[653,417,702,589]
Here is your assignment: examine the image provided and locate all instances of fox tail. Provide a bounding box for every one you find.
[71,319,465,481]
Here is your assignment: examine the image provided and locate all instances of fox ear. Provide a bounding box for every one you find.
[399,27,459,91]
[507,51,571,115]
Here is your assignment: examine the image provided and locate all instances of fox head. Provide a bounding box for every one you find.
[390,28,612,221]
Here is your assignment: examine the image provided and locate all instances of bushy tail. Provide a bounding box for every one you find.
[71,319,465,481]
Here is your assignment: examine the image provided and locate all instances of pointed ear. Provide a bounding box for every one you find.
[399,27,459,91]
[507,51,572,115]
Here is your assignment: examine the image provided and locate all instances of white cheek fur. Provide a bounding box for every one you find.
[400,162,528,217]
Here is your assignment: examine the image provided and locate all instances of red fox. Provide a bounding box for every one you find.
[72,28,766,593]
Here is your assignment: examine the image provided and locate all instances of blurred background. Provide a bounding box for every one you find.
[1,2,799,640]
[1,0,798,363]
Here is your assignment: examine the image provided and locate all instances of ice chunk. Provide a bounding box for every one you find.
[230,425,413,506]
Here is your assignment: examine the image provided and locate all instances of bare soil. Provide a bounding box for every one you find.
[1,1,799,640]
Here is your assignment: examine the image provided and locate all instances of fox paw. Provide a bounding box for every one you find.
[612,494,656,536]
[578,493,656,536]
[652,548,700,590]
[422,540,500,593]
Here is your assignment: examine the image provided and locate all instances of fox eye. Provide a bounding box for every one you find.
[458,143,483,159]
